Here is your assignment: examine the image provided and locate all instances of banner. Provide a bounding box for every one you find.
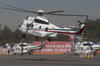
[33,41,72,54]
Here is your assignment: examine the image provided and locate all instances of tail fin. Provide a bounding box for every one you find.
[76,15,88,34]
[76,23,85,34]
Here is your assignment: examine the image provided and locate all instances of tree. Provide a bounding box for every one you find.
[13,29,22,43]
[1,26,13,44]
[83,19,100,41]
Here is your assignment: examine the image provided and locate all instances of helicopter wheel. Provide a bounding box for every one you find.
[47,37,52,42]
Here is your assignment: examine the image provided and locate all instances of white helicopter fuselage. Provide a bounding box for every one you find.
[18,16,85,37]
[18,16,58,37]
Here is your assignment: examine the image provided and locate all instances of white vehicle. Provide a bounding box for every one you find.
[92,44,100,50]
[74,41,93,56]
[0,5,88,41]
[12,42,45,55]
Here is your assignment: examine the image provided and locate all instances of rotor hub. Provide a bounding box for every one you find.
[37,10,44,13]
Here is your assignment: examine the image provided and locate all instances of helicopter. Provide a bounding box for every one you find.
[0,5,88,41]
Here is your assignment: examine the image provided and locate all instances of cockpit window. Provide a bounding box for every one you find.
[34,19,49,25]
[26,23,34,29]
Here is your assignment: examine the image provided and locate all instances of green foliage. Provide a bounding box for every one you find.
[0,26,35,45]
[83,19,100,41]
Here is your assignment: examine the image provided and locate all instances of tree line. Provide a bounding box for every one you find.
[83,19,100,41]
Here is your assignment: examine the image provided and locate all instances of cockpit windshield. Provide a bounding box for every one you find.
[34,19,49,25]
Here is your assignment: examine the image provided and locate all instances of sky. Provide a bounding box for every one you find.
[0,0,100,30]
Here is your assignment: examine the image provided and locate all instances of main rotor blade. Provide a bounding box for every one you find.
[45,10,64,14]
[49,13,88,17]
[0,7,35,13]
[1,5,38,14]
